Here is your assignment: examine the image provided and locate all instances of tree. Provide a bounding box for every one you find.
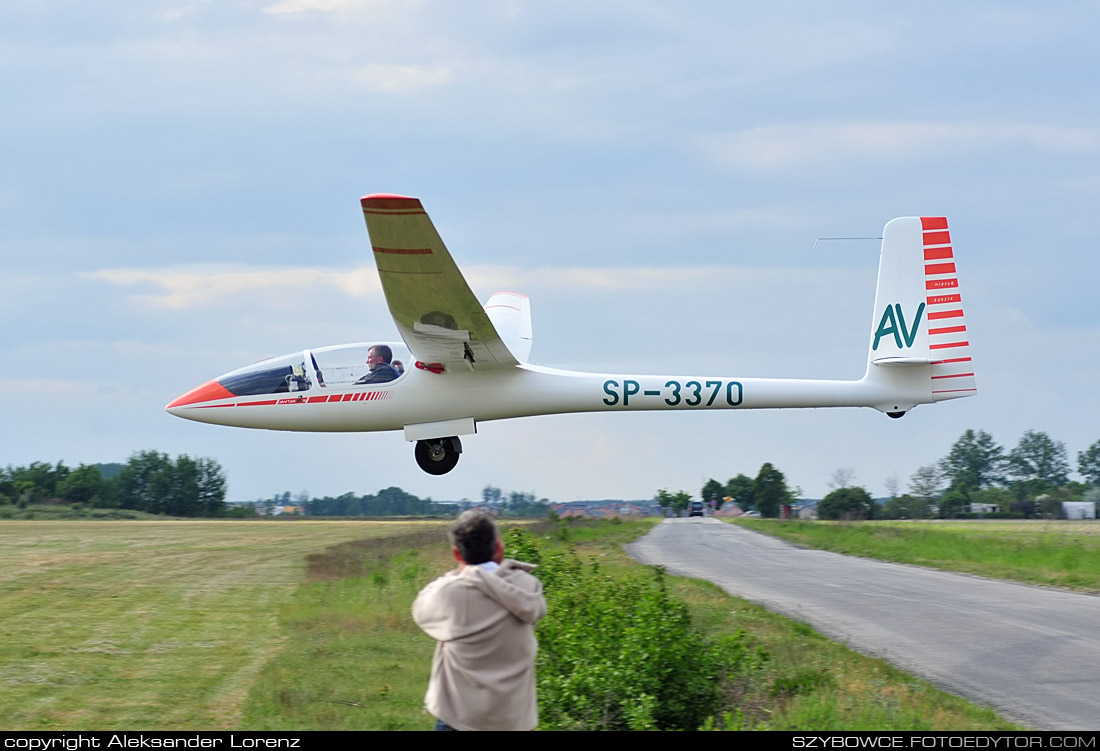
[827,467,856,490]
[817,486,876,521]
[655,489,691,517]
[482,485,503,506]
[1006,430,1070,487]
[753,463,791,519]
[884,472,901,499]
[938,485,970,518]
[58,464,105,505]
[116,450,226,517]
[909,464,942,501]
[880,494,931,520]
[941,430,1004,490]
[725,474,755,512]
[1078,440,1100,486]
[700,479,724,509]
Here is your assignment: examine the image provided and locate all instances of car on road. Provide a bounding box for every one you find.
[689,501,705,517]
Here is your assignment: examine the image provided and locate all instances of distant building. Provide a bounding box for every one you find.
[1063,502,1097,520]
[969,503,1001,514]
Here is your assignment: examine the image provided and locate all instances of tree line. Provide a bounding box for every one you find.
[250,484,549,518]
[1,451,227,517]
[658,461,798,518]
[673,429,1100,521]
[295,486,451,516]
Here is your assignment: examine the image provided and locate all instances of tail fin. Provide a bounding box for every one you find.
[866,217,976,406]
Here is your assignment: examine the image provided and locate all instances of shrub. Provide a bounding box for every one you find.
[506,527,760,730]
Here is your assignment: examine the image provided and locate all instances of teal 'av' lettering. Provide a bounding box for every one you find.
[873,302,925,350]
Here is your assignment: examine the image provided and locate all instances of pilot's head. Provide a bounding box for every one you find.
[367,344,393,370]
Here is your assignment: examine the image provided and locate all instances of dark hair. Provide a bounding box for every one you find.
[449,510,499,564]
[371,344,393,363]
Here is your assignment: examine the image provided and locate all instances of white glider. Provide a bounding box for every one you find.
[166,194,976,475]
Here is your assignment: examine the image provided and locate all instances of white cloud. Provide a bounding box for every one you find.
[87,265,382,309]
[0,378,96,395]
[352,62,454,92]
[700,122,1100,171]
[263,0,389,15]
[87,262,746,311]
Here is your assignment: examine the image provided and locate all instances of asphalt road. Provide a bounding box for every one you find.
[625,518,1100,730]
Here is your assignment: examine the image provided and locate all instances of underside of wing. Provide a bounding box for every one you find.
[360,194,519,372]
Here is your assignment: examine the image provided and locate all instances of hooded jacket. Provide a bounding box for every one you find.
[412,559,546,731]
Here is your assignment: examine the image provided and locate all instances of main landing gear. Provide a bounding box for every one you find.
[414,436,462,475]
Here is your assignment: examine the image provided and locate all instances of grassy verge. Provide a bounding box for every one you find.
[0,520,433,730]
[559,519,1015,730]
[729,519,1100,592]
[238,517,1018,730]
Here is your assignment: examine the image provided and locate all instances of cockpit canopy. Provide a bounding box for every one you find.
[216,342,411,397]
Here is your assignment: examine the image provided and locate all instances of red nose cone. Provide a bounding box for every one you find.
[166,380,235,410]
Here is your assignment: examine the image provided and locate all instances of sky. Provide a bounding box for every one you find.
[4,1,1099,504]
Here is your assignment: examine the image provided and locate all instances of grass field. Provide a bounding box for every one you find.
[0,518,1019,731]
[0,520,445,730]
[729,518,1100,592]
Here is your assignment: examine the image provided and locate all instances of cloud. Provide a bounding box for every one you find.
[87,265,382,309]
[352,62,454,92]
[263,0,398,15]
[700,122,1100,171]
[87,262,738,310]
[0,378,97,395]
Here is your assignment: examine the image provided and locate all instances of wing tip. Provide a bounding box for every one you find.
[361,193,424,210]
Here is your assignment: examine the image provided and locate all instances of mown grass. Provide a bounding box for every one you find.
[0,518,1021,730]
[0,520,435,730]
[237,516,1017,730]
[730,519,1100,592]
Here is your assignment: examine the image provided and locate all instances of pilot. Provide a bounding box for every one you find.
[355,344,399,385]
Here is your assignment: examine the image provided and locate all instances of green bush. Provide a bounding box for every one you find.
[506,527,761,730]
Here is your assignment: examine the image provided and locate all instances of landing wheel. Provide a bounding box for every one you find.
[415,437,462,475]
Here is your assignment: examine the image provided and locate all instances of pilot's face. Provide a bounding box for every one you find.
[366,348,381,370]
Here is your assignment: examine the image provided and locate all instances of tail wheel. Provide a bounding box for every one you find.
[414,437,461,475]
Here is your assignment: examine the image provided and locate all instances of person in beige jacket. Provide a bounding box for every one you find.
[412,510,547,731]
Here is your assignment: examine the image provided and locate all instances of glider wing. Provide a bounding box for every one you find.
[360,194,519,372]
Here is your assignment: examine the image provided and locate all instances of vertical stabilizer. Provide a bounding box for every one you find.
[865,216,976,407]
[485,291,533,363]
